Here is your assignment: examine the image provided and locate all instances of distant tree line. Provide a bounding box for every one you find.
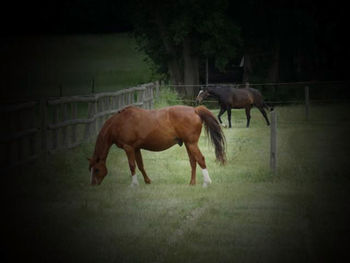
[2,0,347,97]
[127,0,348,96]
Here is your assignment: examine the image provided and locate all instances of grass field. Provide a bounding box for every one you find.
[5,98,350,262]
[1,33,155,100]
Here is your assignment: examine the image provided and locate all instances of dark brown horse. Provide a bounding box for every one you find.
[196,86,273,128]
[88,105,226,187]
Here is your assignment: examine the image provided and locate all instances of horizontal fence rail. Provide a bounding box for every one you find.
[2,80,348,171]
[167,80,349,101]
[1,82,159,169]
[167,81,350,113]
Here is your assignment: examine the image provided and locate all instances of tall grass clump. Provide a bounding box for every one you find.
[154,85,181,108]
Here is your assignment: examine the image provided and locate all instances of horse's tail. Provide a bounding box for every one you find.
[195,106,226,165]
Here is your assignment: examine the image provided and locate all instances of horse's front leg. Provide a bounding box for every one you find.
[124,146,139,187]
[245,106,251,127]
[135,149,151,184]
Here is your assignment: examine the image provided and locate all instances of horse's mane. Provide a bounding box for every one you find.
[207,86,231,99]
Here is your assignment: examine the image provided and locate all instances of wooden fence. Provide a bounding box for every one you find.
[1,82,159,169]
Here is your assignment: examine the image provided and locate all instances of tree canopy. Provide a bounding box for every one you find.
[128,0,242,95]
[128,0,348,89]
[5,0,346,87]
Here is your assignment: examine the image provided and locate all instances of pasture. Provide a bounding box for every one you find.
[5,100,350,262]
[1,33,155,100]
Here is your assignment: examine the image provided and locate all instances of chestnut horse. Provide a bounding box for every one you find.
[196,86,273,128]
[88,105,226,187]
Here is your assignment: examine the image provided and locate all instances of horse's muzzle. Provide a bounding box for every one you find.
[90,172,102,186]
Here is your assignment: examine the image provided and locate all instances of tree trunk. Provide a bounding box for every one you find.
[168,59,183,86]
[267,40,280,83]
[154,11,183,87]
[242,54,252,82]
[183,37,199,97]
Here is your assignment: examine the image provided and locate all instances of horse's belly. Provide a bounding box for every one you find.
[141,138,177,151]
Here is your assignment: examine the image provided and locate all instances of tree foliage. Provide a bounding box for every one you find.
[128,0,242,94]
[128,0,347,87]
[230,0,347,82]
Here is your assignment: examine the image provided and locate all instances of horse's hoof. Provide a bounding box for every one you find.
[202,179,212,188]
[130,181,139,187]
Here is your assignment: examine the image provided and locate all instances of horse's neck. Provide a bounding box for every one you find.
[209,89,222,100]
[93,126,112,162]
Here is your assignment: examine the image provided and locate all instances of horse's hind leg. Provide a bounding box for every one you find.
[257,106,270,126]
[185,142,211,187]
[135,149,151,184]
[245,106,251,127]
[217,107,226,125]
[185,144,197,185]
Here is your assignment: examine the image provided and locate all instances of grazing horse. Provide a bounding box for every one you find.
[88,105,226,187]
[196,86,273,128]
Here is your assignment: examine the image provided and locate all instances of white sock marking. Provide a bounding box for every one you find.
[202,168,212,187]
[131,174,139,187]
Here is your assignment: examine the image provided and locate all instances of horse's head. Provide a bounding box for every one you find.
[195,88,210,104]
[88,157,108,186]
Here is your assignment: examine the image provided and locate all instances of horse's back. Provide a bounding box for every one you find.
[110,105,202,150]
[113,105,199,125]
[230,88,255,107]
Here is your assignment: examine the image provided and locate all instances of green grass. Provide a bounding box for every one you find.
[5,103,350,262]
[2,33,156,99]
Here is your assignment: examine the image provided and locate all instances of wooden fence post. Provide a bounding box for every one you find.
[52,105,59,150]
[61,103,68,148]
[155,81,160,99]
[97,98,103,130]
[84,102,93,140]
[205,58,209,87]
[29,105,36,160]
[40,98,48,159]
[270,110,277,174]
[91,79,95,94]
[305,85,309,120]
[150,86,154,109]
[71,103,78,147]
[15,110,23,167]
